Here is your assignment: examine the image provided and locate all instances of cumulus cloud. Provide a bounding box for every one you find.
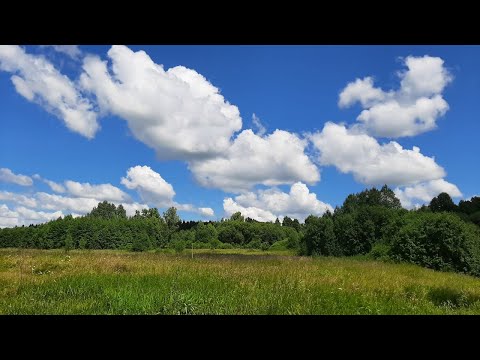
[339,55,452,137]
[0,191,37,208]
[0,204,64,228]
[0,167,33,186]
[79,45,242,160]
[121,165,175,207]
[41,45,82,60]
[120,165,213,216]
[189,129,320,193]
[64,180,130,202]
[223,182,333,222]
[198,207,215,217]
[394,179,462,209]
[0,45,99,138]
[310,122,445,186]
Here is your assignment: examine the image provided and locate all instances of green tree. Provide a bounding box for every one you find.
[230,212,244,222]
[163,207,180,241]
[429,192,457,213]
[64,233,74,253]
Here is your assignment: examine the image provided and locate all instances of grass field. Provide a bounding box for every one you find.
[1,248,480,314]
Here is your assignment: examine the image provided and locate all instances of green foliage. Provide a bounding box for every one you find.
[172,239,186,253]
[269,239,289,251]
[230,212,244,222]
[195,223,218,243]
[389,212,480,276]
[369,243,392,261]
[131,232,150,252]
[304,215,340,256]
[429,192,457,213]
[64,233,74,253]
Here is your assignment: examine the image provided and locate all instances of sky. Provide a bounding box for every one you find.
[0,45,479,227]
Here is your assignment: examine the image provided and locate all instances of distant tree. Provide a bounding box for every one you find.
[64,233,74,253]
[303,216,339,256]
[275,218,281,226]
[230,212,244,222]
[116,204,127,218]
[163,207,180,241]
[195,222,218,243]
[89,201,118,219]
[429,192,457,213]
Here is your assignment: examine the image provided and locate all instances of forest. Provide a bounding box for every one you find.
[1,185,480,277]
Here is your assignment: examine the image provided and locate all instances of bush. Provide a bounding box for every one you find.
[219,242,234,249]
[269,239,289,251]
[369,243,392,261]
[246,237,262,249]
[390,212,480,275]
[172,239,186,253]
[260,242,270,251]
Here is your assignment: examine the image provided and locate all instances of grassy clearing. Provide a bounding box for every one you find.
[1,248,480,314]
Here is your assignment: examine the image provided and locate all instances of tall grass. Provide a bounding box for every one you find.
[1,248,480,314]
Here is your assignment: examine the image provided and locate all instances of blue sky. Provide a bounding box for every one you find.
[0,45,478,226]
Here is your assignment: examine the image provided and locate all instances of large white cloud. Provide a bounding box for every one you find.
[79,45,242,160]
[0,204,64,228]
[121,165,175,207]
[0,45,99,138]
[339,56,452,137]
[223,182,332,222]
[0,168,33,186]
[189,129,320,193]
[394,179,462,209]
[310,122,445,186]
[64,180,130,202]
[120,165,213,216]
[0,191,37,208]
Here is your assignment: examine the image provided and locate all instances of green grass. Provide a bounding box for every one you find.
[1,248,480,314]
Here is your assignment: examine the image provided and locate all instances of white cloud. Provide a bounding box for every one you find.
[35,192,102,213]
[198,207,215,217]
[0,191,37,208]
[0,204,64,228]
[252,113,266,136]
[223,182,333,222]
[41,45,82,60]
[0,45,99,138]
[79,45,242,160]
[394,179,462,209]
[339,55,452,137]
[121,165,175,207]
[0,168,33,186]
[310,122,445,186]
[64,180,130,202]
[223,198,277,222]
[189,129,320,193]
[0,204,21,227]
[44,179,66,193]
[339,77,387,108]
[120,165,211,216]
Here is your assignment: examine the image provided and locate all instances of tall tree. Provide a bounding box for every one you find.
[429,192,457,212]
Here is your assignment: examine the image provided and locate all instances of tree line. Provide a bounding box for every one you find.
[0,185,479,276]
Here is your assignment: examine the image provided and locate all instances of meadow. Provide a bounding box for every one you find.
[1,248,480,314]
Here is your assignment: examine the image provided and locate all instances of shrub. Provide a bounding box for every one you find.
[269,239,289,251]
[173,239,186,253]
[390,212,480,275]
[219,242,234,249]
[260,242,270,251]
[369,243,392,261]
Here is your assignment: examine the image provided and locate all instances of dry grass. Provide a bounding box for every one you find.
[1,248,480,314]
